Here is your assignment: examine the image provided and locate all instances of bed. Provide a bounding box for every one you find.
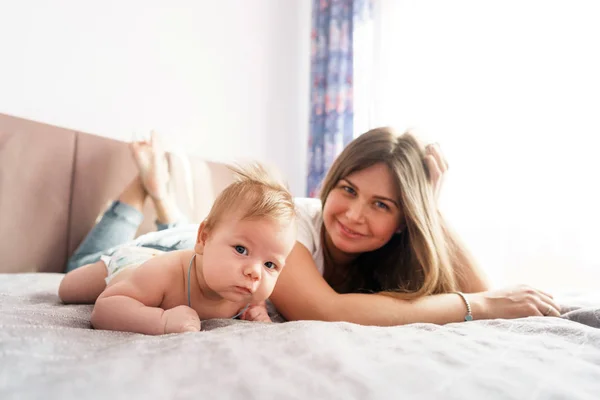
[1,113,600,399]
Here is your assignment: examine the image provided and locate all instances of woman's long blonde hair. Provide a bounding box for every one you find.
[319,127,460,298]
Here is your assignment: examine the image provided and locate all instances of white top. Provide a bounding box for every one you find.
[294,197,325,275]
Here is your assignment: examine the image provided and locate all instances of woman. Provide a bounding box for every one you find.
[269,127,560,324]
[67,128,560,325]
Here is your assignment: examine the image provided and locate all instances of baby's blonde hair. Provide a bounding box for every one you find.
[202,163,296,232]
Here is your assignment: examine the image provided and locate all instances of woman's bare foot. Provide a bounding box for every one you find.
[130,131,171,200]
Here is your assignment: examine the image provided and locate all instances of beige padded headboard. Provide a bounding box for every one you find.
[0,112,234,273]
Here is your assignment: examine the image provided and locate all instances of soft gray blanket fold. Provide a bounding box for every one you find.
[1,274,599,400]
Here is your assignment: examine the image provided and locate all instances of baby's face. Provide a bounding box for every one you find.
[200,215,296,304]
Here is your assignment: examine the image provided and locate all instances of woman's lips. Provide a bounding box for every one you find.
[337,220,365,239]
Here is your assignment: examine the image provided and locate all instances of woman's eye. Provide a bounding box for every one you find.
[375,201,389,211]
[234,245,248,255]
[264,261,277,270]
[342,186,356,195]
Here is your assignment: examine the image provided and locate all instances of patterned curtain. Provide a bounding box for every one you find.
[306,0,372,197]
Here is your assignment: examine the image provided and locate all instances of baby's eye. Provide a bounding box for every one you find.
[234,245,248,255]
[264,261,277,270]
[375,201,389,211]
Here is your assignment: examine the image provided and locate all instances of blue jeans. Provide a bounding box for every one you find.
[65,201,198,272]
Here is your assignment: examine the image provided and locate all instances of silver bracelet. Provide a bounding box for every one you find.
[454,291,473,321]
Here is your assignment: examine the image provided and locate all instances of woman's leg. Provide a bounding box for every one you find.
[131,131,188,231]
[153,197,188,230]
[65,176,147,273]
[66,132,189,272]
[59,261,108,304]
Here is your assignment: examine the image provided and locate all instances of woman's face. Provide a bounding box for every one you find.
[323,163,404,257]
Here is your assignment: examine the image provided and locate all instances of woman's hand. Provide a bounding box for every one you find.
[424,143,448,200]
[241,302,272,323]
[469,285,561,320]
[162,305,201,333]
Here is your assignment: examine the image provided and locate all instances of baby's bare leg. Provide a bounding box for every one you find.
[59,261,108,304]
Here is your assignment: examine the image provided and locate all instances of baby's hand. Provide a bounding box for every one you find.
[162,305,201,333]
[241,302,272,323]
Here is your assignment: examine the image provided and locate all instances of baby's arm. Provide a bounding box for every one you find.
[91,253,200,335]
[241,301,272,323]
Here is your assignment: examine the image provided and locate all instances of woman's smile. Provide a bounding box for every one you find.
[336,219,366,239]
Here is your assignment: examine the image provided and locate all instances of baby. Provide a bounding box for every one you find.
[58,164,297,335]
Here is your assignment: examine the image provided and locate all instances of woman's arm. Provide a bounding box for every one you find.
[441,217,490,293]
[425,143,489,293]
[270,243,559,326]
[271,243,480,326]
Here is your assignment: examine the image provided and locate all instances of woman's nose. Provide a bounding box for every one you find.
[346,201,366,222]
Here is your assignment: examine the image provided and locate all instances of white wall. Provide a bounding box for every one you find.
[0,0,311,195]
[373,0,600,290]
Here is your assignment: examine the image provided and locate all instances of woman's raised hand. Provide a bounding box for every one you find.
[424,143,448,201]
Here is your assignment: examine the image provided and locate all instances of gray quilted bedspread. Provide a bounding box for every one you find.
[1,273,599,400]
